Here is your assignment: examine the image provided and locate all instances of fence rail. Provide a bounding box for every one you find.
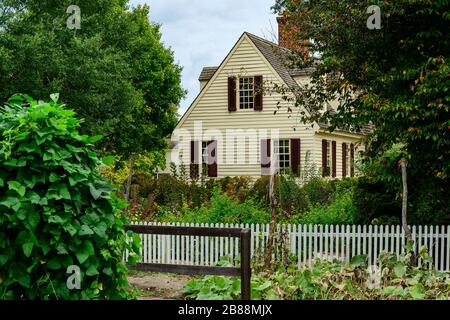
[125,224,252,300]
[125,222,450,272]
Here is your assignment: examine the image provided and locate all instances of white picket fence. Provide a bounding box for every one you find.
[127,222,450,272]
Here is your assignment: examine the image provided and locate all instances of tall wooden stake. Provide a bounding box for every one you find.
[264,172,277,270]
[400,157,412,242]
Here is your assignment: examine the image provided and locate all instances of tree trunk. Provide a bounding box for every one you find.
[124,153,135,202]
[400,158,412,242]
[264,172,277,270]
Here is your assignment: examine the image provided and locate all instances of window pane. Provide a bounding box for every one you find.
[239,77,255,109]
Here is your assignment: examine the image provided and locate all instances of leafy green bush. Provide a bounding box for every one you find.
[184,247,450,300]
[0,95,139,300]
[301,177,336,209]
[218,176,253,203]
[156,188,269,224]
[356,150,450,226]
[294,179,358,225]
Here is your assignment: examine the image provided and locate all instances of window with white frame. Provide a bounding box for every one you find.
[326,140,332,176]
[346,145,352,177]
[239,77,254,109]
[201,141,209,175]
[274,139,290,174]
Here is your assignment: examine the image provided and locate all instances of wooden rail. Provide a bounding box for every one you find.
[125,224,252,300]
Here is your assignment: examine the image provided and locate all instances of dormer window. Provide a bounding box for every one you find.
[239,77,255,109]
[228,75,263,112]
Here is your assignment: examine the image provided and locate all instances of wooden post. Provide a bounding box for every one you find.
[400,158,412,242]
[264,172,277,269]
[240,228,251,300]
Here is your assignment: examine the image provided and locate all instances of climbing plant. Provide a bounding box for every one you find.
[0,94,140,300]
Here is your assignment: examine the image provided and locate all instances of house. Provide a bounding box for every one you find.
[163,21,368,180]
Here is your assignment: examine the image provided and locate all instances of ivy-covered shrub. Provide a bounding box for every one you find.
[0,94,139,300]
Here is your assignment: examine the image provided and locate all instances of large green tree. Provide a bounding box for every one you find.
[0,0,185,158]
[273,0,450,223]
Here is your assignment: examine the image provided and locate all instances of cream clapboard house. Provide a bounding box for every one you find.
[163,30,367,180]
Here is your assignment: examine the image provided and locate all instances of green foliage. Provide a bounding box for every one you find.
[272,0,450,227]
[218,176,253,203]
[354,145,449,225]
[294,179,358,225]
[0,1,185,158]
[184,276,242,300]
[184,247,450,300]
[123,166,360,225]
[0,95,140,300]
[156,188,269,225]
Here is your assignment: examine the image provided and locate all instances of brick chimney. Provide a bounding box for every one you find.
[277,16,289,48]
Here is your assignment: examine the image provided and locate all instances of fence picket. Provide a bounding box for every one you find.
[335,225,340,262]
[447,226,450,272]
[303,224,307,266]
[330,225,334,261]
[434,226,439,271]
[429,225,434,270]
[324,224,329,260]
[319,225,324,261]
[313,225,318,262]
[368,225,373,265]
[297,224,302,269]
[440,225,445,272]
[346,225,351,263]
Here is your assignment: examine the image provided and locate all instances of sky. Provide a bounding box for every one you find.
[129,0,279,117]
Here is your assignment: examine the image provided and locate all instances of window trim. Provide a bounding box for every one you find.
[346,145,352,177]
[274,139,290,174]
[238,76,255,110]
[201,141,209,176]
[326,140,332,177]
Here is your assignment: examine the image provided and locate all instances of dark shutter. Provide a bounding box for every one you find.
[322,139,328,177]
[254,75,263,111]
[342,143,347,178]
[332,141,337,178]
[261,139,271,175]
[228,77,237,112]
[207,140,218,178]
[350,144,355,177]
[190,141,199,179]
[290,139,300,177]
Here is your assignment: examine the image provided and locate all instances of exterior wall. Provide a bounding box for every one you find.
[169,35,318,179]
[164,34,365,179]
[200,80,208,91]
[313,131,365,178]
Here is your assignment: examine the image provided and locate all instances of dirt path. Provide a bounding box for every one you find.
[128,273,192,300]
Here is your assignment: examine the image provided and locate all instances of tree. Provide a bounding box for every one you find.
[272,0,450,225]
[0,0,185,160]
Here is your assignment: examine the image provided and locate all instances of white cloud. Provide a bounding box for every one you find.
[129,0,278,116]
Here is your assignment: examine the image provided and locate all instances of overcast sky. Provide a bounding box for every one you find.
[129,0,278,117]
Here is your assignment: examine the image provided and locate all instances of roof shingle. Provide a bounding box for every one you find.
[199,66,219,81]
